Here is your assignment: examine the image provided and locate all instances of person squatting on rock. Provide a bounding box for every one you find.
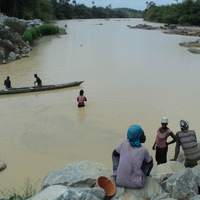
[112,124,153,189]
[152,117,176,165]
[172,120,200,168]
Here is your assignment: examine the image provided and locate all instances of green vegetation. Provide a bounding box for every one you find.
[23,24,64,43]
[144,0,200,25]
[0,0,142,20]
[0,179,36,200]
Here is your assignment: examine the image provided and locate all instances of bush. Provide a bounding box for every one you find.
[22,30,33,43]
[22,24,61,43]
[38,24,59,36]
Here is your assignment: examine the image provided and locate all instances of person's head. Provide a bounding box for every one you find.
[127,124,145,148]
[180,120,189,131]
[161,117,168,128]
[6,76,10,80]
[34,74,38,78]
[80,89,84,96]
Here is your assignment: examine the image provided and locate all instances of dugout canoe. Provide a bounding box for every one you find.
[0,81,83,95]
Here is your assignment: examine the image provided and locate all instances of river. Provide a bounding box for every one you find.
[0,18,199,192]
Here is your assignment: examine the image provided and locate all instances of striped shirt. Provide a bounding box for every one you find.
[177,130,200,161]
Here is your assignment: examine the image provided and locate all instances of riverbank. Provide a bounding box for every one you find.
[127,23,200,54]
[3,160,200,200]
[0,14,66,65]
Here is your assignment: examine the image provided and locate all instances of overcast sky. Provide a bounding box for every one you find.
[75,0,176,10]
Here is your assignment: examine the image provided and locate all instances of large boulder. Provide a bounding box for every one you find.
[162,168,199,199]
[8,51,16,61]
[151,161,185,183]
[42,161,111,189]
[28,185,67,200]
[190,196,200,200]
[28,185,105,200]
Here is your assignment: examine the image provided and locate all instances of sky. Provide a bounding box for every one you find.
[74,0,176,10]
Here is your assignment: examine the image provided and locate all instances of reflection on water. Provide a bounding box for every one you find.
[0,18,200,191]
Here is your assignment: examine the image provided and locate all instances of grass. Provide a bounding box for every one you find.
[0,179,37,200]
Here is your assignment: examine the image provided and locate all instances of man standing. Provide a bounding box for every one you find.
[4,76,11,89]
[172,120,200,167]
[34,74,42,87]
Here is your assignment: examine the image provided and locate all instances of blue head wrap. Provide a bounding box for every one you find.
[127,125,144,148]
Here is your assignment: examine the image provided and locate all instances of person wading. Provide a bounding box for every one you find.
[4,76,11,89]
[152,117,176,165]
[34,74,42,87]
[172,120,200,168]
[112,124,153,189]
[77,90,87,107]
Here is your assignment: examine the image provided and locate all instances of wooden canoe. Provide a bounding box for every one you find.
[0,81,83,95]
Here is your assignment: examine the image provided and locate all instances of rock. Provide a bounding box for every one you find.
[188,48,200,54]
[190,195,200,200]
[162,168,198,199]
[127,24,159,30]
[28,186,105,200]
[0,161,7,172]
[191,165,200,186]
[0,47,6,63]
[60,187,105,200]
[151,161,185,183]
[111,187,125,200]
[114,177,162,200]
[42,161,111,189]
[8,51,16,61]
[28,185,68,200]
[0,39,15,52]
[151,192,171,200]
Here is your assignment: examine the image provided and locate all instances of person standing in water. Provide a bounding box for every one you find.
[4,76,11,89]
[34,74,42,87]
[77,90,87,107]
[152,117,176,165]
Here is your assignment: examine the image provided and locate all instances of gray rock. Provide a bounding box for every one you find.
[8,51,16,61]
[117,177,162,200]
[28,186,105,200]
[190,195,200,200]
[151,161,184,183]
[58,187,105,200]
[163,168,198,199]
[0,47,5,63]
[28,185,68,200]
[42,161,111,189]
[192,165,200,186]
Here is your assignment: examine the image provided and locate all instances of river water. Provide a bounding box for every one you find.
[0,18,199,192]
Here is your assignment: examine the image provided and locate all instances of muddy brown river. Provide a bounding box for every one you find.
[0,18,199,192]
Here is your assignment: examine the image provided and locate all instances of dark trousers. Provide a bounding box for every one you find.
[156,146,168,165]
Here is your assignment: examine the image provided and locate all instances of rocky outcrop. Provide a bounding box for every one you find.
[27,160,200,200]
[0,13,43,64]
[42,161,111,189]
[28,185,105,200]
[127,24,159,30]
[151,161,185,183]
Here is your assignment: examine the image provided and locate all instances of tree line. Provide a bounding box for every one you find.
[144,0,200,25]
[0,0,142,20]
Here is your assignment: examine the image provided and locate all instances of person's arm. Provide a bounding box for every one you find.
[167,132,176,145]
[84,96,87,101]
[152,141,156,150]
[172,134,180,161]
